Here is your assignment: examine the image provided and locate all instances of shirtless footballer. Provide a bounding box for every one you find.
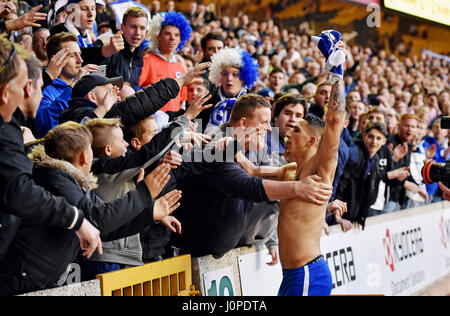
[236,41,347,296]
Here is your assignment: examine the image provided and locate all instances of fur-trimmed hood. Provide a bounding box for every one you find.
[28,145,98,191]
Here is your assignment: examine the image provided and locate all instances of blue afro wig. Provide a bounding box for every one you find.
[208,47,260,89]
[160,11,193,52]
[239,49,260,89]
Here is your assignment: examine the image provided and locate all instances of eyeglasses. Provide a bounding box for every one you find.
[0,46,17,73]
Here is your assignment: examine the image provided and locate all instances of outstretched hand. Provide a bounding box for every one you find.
[159,151,183,169]
[140,163,171,199]
[328,199,347,217]
[180,131,211,148]
[175,62,210,88]
[160,215,182,233]
[153,190,182,221]
[183,89,213,120]
[5,5,47,31]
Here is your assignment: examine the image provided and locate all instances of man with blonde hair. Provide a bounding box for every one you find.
[81,117,182,279]
[104,6,149,91]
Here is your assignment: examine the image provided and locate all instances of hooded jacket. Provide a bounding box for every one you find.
[0,146,155,296]
[0,117,83,261]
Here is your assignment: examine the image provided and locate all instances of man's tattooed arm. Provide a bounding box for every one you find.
[329,78,346,113]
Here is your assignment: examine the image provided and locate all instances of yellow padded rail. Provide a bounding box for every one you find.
[96,255,197,296]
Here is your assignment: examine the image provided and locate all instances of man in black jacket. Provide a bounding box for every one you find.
[307,81,332,119]
[0,121,180,295]
[0,38,101,262]
[12,55,43,138]
[336,121,412,227]
[170,94,333,258]
[103,6,148,92]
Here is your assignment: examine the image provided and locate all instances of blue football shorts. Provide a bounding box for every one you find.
[278,255,332,296]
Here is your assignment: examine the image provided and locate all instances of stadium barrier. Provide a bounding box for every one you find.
[96,255,199,296]
[21,201,450,296]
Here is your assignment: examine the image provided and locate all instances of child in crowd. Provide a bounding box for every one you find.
[127,115,184,262]
[80,117,184,279]
[0,121,181,295]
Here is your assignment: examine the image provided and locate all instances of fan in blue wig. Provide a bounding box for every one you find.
[147,11,192,52]
[208,47,260,89]
[205,47,260,131]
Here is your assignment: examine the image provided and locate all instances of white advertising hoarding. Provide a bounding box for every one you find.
[237,207,450,296]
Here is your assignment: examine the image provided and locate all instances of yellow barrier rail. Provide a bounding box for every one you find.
[96,255,199,296]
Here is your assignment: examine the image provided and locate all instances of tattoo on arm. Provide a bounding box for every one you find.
[330,79,345,113]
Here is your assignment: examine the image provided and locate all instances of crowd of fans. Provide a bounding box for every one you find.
[0,0,448,295]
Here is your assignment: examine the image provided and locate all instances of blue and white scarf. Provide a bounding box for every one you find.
[205,87,247,132]
[65,22,94,48]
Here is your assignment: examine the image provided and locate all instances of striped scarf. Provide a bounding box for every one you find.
[65,22,93,48]
[205,87,247,132]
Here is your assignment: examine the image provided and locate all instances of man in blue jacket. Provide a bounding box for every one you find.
[34,32,98,138]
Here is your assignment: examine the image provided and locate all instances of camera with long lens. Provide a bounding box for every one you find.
[421,117,450,187]
[422,160,450,188]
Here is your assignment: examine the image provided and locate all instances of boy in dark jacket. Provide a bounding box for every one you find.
[0,39,101,265]
[0,122,181,295]
[336,122,411,227]
[80,117,185,278]
[126,116,182,263]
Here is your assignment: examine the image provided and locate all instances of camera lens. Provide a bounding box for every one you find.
[422,160,446,184]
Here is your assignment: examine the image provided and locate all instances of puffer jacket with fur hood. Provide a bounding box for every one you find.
[0,146,155,296]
